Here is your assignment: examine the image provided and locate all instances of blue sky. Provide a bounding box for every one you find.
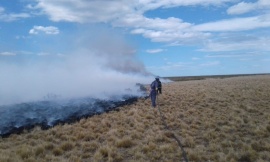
[1,0,270,77]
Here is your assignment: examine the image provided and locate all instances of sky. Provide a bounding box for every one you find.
[0,0,270,77]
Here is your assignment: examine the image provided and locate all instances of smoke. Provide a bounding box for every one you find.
[0,27,153,106]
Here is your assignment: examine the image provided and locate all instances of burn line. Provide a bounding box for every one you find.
[156,94,189,162]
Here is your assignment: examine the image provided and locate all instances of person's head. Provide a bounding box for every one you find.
[155,76,159,81]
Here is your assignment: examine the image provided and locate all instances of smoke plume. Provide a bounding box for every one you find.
[0,27,152,106]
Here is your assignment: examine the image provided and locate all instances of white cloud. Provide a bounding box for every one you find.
[139,0,234,10]
[131,27,207,44]
[192,57,200,60]
[200,61,220,67]
[0,6,30,21]
[29,26,59,35]
[199,34,270,52]
[205,53,260,58]
[115,15,191,31]
[227,2,256,15]
[32,0,234,23]
[261,58,270,62]
[0,7,4,12]
[227,0,270,15]
[26,0,270,53]
[118,15,208,44]
[33,0,136,23]
[147,62,193,71]
[239,58,252,61]
[30,0,228,44]
[37,52,50,56]
[146,49,164,54]
[0,52,16,56]
[193,14,270,32]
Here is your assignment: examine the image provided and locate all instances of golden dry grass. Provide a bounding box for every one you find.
[0,75,269,162]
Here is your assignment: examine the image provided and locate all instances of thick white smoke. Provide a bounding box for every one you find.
[0,28,153,106]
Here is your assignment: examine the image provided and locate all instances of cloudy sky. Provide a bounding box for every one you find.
[1,0,270,77]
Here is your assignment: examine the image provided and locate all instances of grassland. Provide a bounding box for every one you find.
[164,73,270,82]
[0,75,269,162]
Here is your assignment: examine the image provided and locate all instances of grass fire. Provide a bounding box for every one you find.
[0,74,269,162]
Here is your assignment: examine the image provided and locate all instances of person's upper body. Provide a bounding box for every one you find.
[150,79,158,91]
[156,78,162,89]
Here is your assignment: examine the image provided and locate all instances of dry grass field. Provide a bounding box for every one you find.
[0,75,269,162]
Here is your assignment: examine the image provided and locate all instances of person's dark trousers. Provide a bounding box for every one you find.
[150,90,157,107]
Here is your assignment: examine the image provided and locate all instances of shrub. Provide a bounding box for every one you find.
[60,142,74,151]
[98,147,109,157]
[116,138,134,148]
[16,145,33,159]
[44,143,54,150]
[34,146,45,156]
[52,148,63,156]
[266,125,270,132]
[83,142,99,152]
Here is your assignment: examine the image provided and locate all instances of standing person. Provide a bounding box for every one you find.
[156,77,162,94]
[150,77,159,108]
